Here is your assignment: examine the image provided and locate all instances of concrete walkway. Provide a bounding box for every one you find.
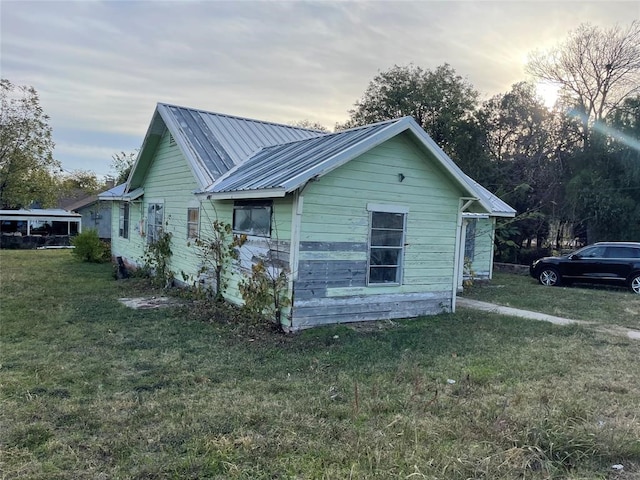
[456,297,640,340]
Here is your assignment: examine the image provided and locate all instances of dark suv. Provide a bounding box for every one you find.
[530,242,640,294]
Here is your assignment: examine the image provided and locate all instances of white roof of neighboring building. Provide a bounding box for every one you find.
[0,209,81,220]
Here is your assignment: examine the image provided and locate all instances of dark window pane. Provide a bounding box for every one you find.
[233,201,272,237]
[250,207,271,235]
[372,212,404,229]
[370,247,401,266]
[234,209,251,232]
[371,229,404,246]
[369,266,399,283]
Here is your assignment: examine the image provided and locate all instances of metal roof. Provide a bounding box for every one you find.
[205,117,509,219]
[97,183,126,200]
[208,119,399,196]
[126,103,515,217]
[156,103,324,186]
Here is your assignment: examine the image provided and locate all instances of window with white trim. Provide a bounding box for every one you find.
[146,202,164,244]
[368,210,407,285]
[119,202,129,239]
[233,200,272,237]
[187,207,199,239]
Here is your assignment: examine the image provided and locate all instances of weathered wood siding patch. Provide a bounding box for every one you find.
[295,259,367,300]
[292,291,451,329]
[295,240,368,299]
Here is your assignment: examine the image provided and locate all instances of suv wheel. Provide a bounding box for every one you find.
[630,273,640,294]
[538,267,561,287]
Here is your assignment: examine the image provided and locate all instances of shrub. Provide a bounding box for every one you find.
[71,229,110,263]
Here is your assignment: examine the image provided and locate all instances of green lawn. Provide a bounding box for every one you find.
[1,250,639,479]
[462,271,640,329]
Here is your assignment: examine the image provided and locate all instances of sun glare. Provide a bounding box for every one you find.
[536,81,560,109]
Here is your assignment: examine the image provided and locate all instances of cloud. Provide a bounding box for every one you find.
[1,0,638,175]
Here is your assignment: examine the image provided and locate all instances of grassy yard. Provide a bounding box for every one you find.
[462,272,640,330]
[1,250,639,479]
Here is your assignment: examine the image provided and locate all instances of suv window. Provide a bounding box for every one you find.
[576,246,606,258]
[606,246,640,259]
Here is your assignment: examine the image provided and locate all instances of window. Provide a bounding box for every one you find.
[119,203,129,239]
[464,219,477,261]
[606,246,640,259]
[368,210,406,285]
[147,202,164,244]
[187,207,199,239]
[576,245,606,258]
[233,200,272,237]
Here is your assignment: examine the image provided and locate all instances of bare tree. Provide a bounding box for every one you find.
[110,150,138,184]
[527,21,640,144]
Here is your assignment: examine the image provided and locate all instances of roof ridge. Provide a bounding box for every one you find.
[157,102,326,133]
[252,117,405,153]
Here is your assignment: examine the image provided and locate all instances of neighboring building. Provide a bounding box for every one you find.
[108,103,515,330]
[66,195,113,240]
[0,209,81,249]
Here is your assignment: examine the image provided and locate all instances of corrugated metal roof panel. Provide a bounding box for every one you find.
[209,119,400,194]
[159,104,323,181]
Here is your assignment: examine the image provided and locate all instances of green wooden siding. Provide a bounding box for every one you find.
[110,128,296,308]
[291,132,466,327]
[109,127,486,329]
[467,217,495,279]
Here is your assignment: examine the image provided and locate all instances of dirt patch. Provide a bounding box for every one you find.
[119,296,182,310]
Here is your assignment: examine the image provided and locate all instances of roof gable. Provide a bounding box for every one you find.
[127,103,323,191]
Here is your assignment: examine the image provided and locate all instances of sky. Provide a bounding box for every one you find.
[1,0,639,179]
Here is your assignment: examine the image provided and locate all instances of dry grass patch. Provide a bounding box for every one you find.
[1,251,640,479]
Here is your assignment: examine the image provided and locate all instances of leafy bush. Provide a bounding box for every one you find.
[71,229,110,263]
[142,230,173,287]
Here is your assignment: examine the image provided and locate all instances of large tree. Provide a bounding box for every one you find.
[475,82,571,249]
[566,96,640,242]
[527,21,640,146]
[0,79,58,208]
[340,64,479,161]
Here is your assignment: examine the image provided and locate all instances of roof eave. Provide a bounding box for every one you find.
[197,188,287,200]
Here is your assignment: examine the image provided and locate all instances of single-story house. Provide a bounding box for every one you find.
[0,208,82,249]
[106,103,515,330]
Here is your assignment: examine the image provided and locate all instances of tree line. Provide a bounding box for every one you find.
[338,21,640,261]
[1,21,638,262]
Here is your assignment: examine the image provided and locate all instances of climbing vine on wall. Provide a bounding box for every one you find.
[238,259,291,330]
[194,219,246,299]
[142,229,173,287]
